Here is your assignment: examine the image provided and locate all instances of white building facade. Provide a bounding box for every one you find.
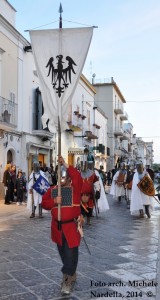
[0,1,154,203]
[62,75,108,171]
[93,78,128,170]
[0,1,108,193]
[93,78,154,170]
[0,0,54,198]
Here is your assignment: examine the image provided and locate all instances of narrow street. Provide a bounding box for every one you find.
[0,192,160,300]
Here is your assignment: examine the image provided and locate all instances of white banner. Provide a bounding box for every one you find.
[29,27,93,132]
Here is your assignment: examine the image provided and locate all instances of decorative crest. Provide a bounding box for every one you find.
[46,55,77,97]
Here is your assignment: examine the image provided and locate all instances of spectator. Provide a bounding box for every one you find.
[2,163,12,205]
[10,164,17,202]
[15,169,26,205]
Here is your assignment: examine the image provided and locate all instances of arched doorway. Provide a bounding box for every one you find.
[7,150,12,164]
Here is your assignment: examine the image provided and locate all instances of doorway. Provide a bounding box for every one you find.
[38,154,44,168]
[7,150,12,163]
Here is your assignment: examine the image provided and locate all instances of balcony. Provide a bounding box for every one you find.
[66,121,82,132]
[85,130,98,140]
[32,129,53,141]
[120,111,128,120]
[0,96,17,128]
[114,106,123,114]
[120,131,129,140]
[114,127,123,136]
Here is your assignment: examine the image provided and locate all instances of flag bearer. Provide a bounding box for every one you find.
[42,156,83,295]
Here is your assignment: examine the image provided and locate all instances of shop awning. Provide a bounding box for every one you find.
[68,147,85,154]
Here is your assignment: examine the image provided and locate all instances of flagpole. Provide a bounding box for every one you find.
[57,3,63,231]
[57,117,61,230]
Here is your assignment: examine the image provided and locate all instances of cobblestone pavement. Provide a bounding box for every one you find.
[0,191,160,300]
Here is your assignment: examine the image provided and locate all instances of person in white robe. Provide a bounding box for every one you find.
[27,161,48,218]
[110,162,127,202]
[94,169,109,213]
[130,161,154,218]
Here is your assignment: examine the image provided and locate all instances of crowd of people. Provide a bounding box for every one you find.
[2,162,58,206]
[110,161,156,218]
[2,163,27,205]
[7,152,108,296]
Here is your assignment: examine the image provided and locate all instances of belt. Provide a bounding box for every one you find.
[56,219,76,224]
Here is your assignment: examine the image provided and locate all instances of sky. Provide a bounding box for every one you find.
[8,0,160,163]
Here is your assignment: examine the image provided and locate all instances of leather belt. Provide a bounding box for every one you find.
[56,219,75,224]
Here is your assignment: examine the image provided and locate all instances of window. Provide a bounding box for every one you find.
[33,87,46,130]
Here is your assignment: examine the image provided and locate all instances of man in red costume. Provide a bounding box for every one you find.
[81,169,99,224]
[42,155,83,296]
[80,149,99,224]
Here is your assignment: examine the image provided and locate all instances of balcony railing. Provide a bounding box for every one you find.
[120,131,130,140]
[114,127,123,136]
[114,105,123,114]
[0,96,17,127]
[120,111,128,120]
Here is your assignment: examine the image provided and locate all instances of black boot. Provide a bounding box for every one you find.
[118,196,121,202]
[145,205,151,218]
[39,204,43,218]
[139,209,144,218]
[30,206,36,218]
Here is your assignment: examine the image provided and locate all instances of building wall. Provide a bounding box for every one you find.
[0,32,18,100]
[94,85,114,158]
[94,82,126,170]
[21,53,37,133]
[0,0,16,27]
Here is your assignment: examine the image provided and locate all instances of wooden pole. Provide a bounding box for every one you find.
[57,117,62,230]
[57,3,63,231]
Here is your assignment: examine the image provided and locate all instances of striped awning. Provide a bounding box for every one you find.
[68,147,85,154]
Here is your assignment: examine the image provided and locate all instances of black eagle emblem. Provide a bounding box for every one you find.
[46,55,77,98]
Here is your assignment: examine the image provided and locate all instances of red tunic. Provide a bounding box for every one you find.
[81,172,99,209]
[42,166,83,248]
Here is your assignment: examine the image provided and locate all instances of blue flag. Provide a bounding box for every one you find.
[32,175,50,195]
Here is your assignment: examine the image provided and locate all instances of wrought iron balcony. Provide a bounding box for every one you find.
[0,96,17,127]
[120,111,128,120]
[85,130,98,140]
[120,131,130,140]
[114,105,123,114]
[66,121,82,132]
[114,127,123,136]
